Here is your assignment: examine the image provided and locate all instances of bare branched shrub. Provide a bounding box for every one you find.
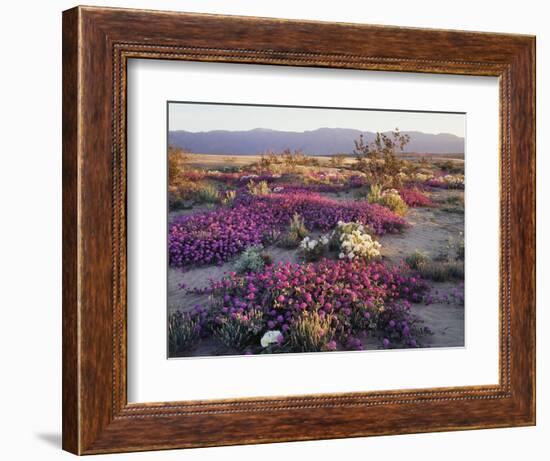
[353,129,410,188]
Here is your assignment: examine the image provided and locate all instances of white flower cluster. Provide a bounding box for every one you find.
[300,235,329,251]
[336,221,381,261]
[299,234,331,261]
[440,174,465,187]
[410,172,464,188]
[260,330,282,347]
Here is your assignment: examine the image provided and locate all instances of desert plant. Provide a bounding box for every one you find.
[406,246,464,282]
[168,310,202,355]
[353,129,409,187]
[416,260,464,282]
[194,183,220,204]
[335,221,381,261]
[221,189,237,206]
[234,245,272,274]
[367,184,383,203]
[277,231,301,249]
[289,212,309,239]
[378,301,428,349]
[168,146,190,185]
[348,299,382,334]
[405,250,430,270]
[287,312,335,353]
[399,188,434,207]
[261,228,282,245]
[367,186,408,216]
[437,160,464,175]
[214,310,264,351]
[299,235,330,262]
[328,155,345,167]
[379,190,408,216]
[247,179,271,196]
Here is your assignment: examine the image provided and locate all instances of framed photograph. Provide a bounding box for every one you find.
[62,6,535,455]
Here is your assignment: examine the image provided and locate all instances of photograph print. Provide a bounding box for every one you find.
[167,102,465,358]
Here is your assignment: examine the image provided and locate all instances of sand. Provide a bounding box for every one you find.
[168,187,465,351]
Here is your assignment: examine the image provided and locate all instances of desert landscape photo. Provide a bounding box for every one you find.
[167,102,465,358]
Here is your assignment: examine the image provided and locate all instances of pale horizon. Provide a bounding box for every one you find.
[168,102,466,138]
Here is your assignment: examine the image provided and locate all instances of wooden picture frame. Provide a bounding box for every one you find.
[62,5,536,455]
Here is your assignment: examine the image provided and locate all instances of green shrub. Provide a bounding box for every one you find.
[367,185,408,216]
[168,311,201,355]
[214,310,264,351]
[234,245,272,274]
[379,192,408,216]
[405,250,430,270]
[288,312,335,353]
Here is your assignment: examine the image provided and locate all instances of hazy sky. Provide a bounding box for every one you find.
[168,102,465,137]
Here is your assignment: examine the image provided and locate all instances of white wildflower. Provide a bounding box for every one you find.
[261,330,282,348]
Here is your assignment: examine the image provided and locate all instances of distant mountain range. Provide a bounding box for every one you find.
[168,128,464,156]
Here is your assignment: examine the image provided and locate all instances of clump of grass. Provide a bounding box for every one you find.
[221,190,237,206]
[287,312,335,353]
[367,184,383,203]
[277,213,310,250]
[289,213,309,239]
[416,260,464,282]
[247,180,271,196]
[234,245,272,274]
[194,183,220,204]
[406,249,464,282]
[214,310,264,351]
[168,311,201,355]
[262,228,282,245]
